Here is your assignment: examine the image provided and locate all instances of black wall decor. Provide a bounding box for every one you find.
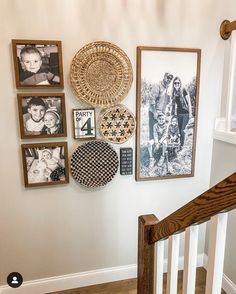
[120,148,133,175]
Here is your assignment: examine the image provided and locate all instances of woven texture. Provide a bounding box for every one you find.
[70,41,133,108]
[71,141,118,187]
[99,105,136,144]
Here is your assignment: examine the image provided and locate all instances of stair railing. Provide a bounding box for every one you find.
[138,172,236,294]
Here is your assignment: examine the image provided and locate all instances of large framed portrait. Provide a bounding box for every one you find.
[12,39,64,88]
[17,93,67,139]
[72,109,96,140]
[136,46,201,181]
[21,142,69,187]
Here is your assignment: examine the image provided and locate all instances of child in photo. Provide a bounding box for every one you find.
[148,112,168,168]
[24,97,47,134]
[42,108,62,134]
[34,149,63,182]
[168,116,180,144]
[168,115,180,159]
[41,149,61,171]
[19,46,60,85]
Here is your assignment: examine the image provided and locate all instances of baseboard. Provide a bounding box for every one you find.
[222,274,236,294]
[0,264,137,294]
[0,253,235,294]
[0,254,205,294]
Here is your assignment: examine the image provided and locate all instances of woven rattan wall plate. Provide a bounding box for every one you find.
[99,105,136,144]
[71,141,118,187]
[70,41,133,108]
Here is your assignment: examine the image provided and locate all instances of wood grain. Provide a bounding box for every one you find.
[137,214,158,294]
[220,19,236,39]
[150,172,236,243]
[49,268,226,294]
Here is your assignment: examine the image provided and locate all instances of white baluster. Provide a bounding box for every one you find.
[154,240,165,294]
[226,30,236,131]
[183,225,199,294]
[205,213,228,294]
[167,234,180,294]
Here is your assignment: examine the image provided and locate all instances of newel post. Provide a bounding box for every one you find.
[138,214,159,294]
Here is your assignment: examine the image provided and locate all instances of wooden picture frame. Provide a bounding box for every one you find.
[12,39,64,88]
[21,142,69,187]
[17,93,67,139]
[72,108,96,140]
[136,46,201,181]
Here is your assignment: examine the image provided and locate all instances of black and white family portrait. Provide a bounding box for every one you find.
[12,39,64,88]
[21,143,69,187]
[17,93,67,139]
[136,47,201,181]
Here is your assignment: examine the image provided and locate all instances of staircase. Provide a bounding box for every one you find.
[137,172,236,293]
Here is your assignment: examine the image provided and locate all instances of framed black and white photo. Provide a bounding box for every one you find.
[17,93,67,139]
[12,39,64,88]
[136,46,201,181]
[21,142,69,187]
[72,109,96,140]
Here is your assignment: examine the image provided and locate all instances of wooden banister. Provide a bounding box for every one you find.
[149,172,236,244]
[138,214,159,294]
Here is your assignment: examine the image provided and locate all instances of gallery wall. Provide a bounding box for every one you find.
[0,0,232,285]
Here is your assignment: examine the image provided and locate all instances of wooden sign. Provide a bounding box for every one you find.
[72,109,96,140]
[120,148,133,175]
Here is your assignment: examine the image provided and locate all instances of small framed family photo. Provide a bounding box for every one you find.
[136,46,201,181]
[21,142,69,187]
[72,109,96,140]
[12,39,64,88]
[17,93,67,139]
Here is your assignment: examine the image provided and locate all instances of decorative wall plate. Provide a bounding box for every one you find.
[70,41,133,108]
[99,105,136,144]
[71,141,118,187]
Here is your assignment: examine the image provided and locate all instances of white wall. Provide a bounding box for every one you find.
[0,0,229,285]
[208,0,236,285]
[210,141,236,284]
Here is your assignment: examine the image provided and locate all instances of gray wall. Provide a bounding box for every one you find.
[0,0,234,286]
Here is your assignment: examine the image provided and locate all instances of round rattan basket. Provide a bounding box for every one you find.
[99,105,136,144]
[70,41,133,108]
[71,140,119,187]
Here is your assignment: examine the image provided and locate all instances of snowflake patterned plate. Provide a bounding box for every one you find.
[99,105,136,144]
[70,41,133,108]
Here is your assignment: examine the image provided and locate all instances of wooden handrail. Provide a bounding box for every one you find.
[149,172,236,244]
[220,19,236,40]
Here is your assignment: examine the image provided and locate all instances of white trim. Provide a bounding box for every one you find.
[0,254,235,294]
[222,274,236,294]
[0,264,137,294]
[0,255,204,294]
[213,127,236,145]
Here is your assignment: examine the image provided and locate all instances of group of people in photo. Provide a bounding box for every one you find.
[147,72,194,172]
